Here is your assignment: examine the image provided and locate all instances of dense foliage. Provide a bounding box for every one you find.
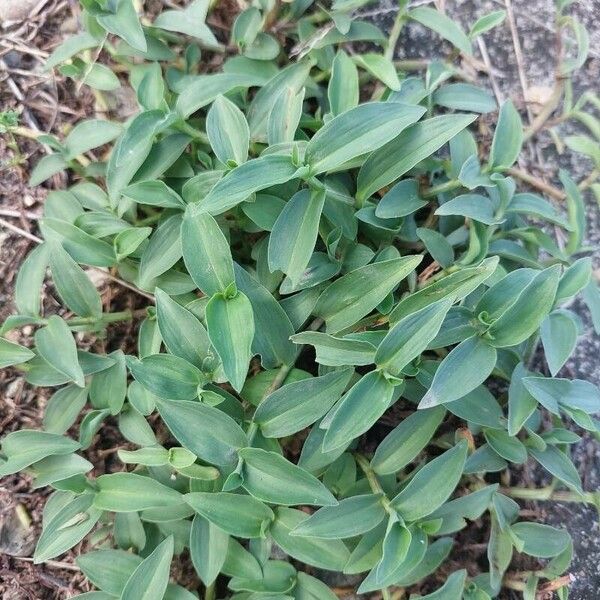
[1,0,599,598]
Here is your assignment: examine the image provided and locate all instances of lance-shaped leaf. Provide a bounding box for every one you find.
[126,354,203,400]
[94,473,183,512]
[371,406,446,475]
[190,515,229,586]
[485,265,560,348]
[419,336,497,408]
[254,368,352,437]
[121,536,173,600]
[357,114,477,203]
[390,257,498,322]
[157,399,247,466]
[155,288,216,370]
[510,523,570,558]
[97,0,146,52]
[35,316,85,388]
[76,550,141,595]
[0,338,35,369]
[305,102,425,175]
[290,331,377,366]
[540,310,578,376]
[238,448,337,506]
[34,493,102,563]
[199,155,299,215]
[322,370,396,451]
[0,430,81,477]
[390,440,468,521]
[234,264,297,369]
[185,492,274,538]
[315,256,422,333]
[181,208,235,296]
[328,50,359,116]
[416,570,467,599]
[291,494,386,539]
[268,86,305,145]
[488,100,523,170]
[377,518,412,582]
[529,445,583,494]
[271,507,350,571]
[409,6,472,55]
[206,291,255,392]
[375,299,453,376]
[154,0,219,46]
[268,187,326,284]
[207,95,249,165]
[49,243,102,318]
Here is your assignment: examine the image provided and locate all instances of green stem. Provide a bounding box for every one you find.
[174,120,210,145]
[204,582,216,600]
[65,310,145,327]
[503,485,597,506]
[384,11,407,62]
[355,453,385,496]
[422,179,462,199]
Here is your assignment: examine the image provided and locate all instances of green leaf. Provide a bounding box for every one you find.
[190,514,229,585]
[416,227,454,268]
[121,536,173,600]
[15,242,49,316]
[295,572,338,600]
[506,193,571,229]
[35,316,85,388]
[155,288,216,370]
[97,0,146,52]
[290,331,376,366]
[45,32,98,69]
[29,153,68,186]
[409,7,472,55]
[63,119,122,160]
[94,472,183,512]
[234,264,297,368]
[268,86,305,145]
[371,406,446,475]
[43,384,88,434]
[138,214,183,287]
[199,155,299,215]
[435,193,500,225]
[390,440,468,521]
[48,242,102,318]
[357,114,477,203]
[126,354,202,400]
[510,522,570,558]
[77,550,141,595]
[207,95,250,165]
[157,398,247,466]
[182,208,235,296]
[328,50,359,116]
[315,256,422,333]
[485,266,560,347]
[268,187,326,284]
[353,54,401,91]
[185,492,274,538]
[375,299,453,376]
[122,180,185,208]
[291,494,386,539]
[0,337,35,369]
[238,448,337,506]
[90,350,127,414]
[305,102,425,175]
[529,445,583,494]
[488,100,523,169]
[0,430,80,477]
[417,570,467,599]
[271,507,351,571]
[390,257,498,322]
[322,370,396,452]
[154,0,219,47]
[106,110,172,202]
[540,310,578,376]
[469,10,506,38]
[34,493,102,563]
[433,83,496,113]
[419,337,497,408]
[377,519,412,582]
[206,291,255,392]
[254,368,352,438]
[484,429,527,464]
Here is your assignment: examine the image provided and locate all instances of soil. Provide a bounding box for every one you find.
[0,0,599,598]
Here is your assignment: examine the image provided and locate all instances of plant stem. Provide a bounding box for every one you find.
[384,10,406,62]
[502,485,597,506]
[204,582,216,600]
[355,453,384,496]
[422,179,462,199]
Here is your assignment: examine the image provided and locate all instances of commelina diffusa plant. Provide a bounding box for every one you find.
[1,0,600,598]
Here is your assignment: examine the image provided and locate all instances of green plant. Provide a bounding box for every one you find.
[1,0,599,599]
